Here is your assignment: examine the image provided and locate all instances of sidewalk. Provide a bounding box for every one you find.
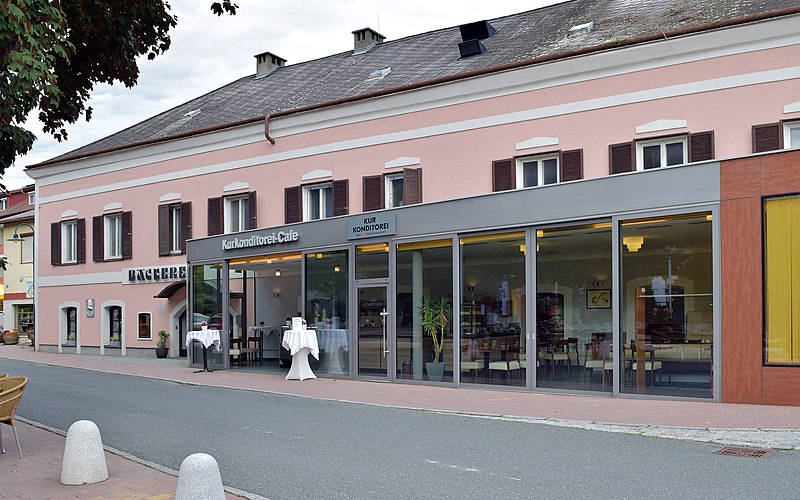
[1,344,799,497]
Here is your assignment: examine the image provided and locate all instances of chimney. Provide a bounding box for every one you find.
[352,27,385,54]
[458,20,496,58]
[254,51,286,77]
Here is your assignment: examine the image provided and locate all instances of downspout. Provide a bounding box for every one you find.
[264,114,276,145]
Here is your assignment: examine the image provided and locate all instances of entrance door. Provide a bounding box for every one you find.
[179,311,187,357]
[357,286,389,378]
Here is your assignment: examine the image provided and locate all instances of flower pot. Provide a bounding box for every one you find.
[156,347,169,358]
[425,361,445,382]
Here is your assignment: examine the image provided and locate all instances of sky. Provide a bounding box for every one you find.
[4,0,563,190]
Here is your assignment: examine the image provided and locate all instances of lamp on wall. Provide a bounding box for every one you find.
[275,269,281,277]
[334,264,341,272]
[623,236,644,252]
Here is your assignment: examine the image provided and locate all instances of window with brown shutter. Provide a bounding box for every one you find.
[363,175,384,212]
[689,131,715,162]
[752,123,782,153]
[285,186,302,224]
[93,216,104,262]
[559,149,584,182]
[402,168,422,205]
[180,202,192,253]
[492,158,515,191]
[207,197,223,236]
[51,222,61,266]
[609,142,634,174]
[247,191,257,230]
[121,211,132,260]
[158,205,170,257]
[332,179,349,216]
[76,218,86,264]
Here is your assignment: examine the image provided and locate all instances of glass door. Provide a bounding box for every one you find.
[357,286,389,378]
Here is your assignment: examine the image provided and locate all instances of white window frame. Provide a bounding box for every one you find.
[105,213,122,260]
[785,121,800,149]
[224,195,248,233]
[303,183,332,221]
[61,220,77,264]
[20,232,33,264]
[0,198,6,211]
[516,153,560,188]
[170,205,181,253]
[636,136,687,171]
[28,193,35,205]
[385,173,404,208]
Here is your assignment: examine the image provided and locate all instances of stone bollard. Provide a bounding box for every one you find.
[175,453,226,500]
[61,420,109,485]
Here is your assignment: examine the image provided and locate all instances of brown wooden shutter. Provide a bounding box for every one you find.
[180,202,192,253]
[51,222,61,266]
[93,215,104,262]
[752,123,782,153]
[403,168,422,205]
[247,191,257,229]
[689,131,715,162]
[121,211,132,260]
[332,179,349,216]
[559,149,584,182]
[362,175,384,212]
[207,197,222,236]
[609,141,635,174]
[158,205,170,257]
[285,186,302,224]
[76,218,86,264]
[492,159,515,192]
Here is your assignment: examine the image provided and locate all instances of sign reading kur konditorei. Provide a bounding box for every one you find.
[347,213,396,240]
[123,265,187,284]
[222,229,300,251]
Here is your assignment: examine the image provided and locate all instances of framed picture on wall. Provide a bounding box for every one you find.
[586,289,611,309]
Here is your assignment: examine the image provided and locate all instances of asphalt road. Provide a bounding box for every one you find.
[3,357,799,499]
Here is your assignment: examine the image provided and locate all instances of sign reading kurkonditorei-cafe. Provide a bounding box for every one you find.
[123,265,187,284]
[221,229,300,251]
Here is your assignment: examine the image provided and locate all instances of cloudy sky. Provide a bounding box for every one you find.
[5,0,562,190]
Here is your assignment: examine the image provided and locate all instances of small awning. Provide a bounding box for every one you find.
[154,281,186,298]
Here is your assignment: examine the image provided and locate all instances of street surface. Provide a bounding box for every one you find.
[2,357,799,499]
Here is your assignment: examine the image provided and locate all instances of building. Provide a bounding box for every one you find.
[0,185,36,336]
[25,0,800,405]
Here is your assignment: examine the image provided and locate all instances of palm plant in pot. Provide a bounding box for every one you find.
[156,330,170,358]
[420,297,451,382]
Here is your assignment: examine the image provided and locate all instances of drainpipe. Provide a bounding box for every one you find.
[264,114,276,145]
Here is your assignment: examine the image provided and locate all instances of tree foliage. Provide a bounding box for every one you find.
[0,0,236,179]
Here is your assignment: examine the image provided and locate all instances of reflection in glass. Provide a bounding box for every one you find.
[536,223,612,392]
[620,213,713,398]
[356,243,389,280]
[357,286,388,377]
[396,240,453,382]
[190,264,224,366]
[306,250,349,375]
[461,233,525,386]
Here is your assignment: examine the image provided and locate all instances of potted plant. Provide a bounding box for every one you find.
[156,329,170,358]
[420,297,451,382]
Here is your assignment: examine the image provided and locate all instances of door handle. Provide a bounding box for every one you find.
[380,309,390,356]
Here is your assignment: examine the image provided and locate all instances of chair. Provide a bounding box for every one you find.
[489,347,520,383]
[583,341,613,385]
[241,335,261,365]
[460,350,485,382]
[626,345,662,386]
[549,339,578,376]
[0,376,28,458]
[229,337,242,366]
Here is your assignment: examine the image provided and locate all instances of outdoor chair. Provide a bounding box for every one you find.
[0,375,28,458]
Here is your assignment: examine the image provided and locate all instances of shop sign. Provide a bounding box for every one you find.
[123,265,187,284]
[347,213,396,240]
[222,229,300,251]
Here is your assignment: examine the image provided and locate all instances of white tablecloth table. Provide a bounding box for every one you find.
[186,329,221,372]
[282,329,319,381]
[316,328,348,374]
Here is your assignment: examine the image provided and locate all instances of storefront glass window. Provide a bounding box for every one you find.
[306,250,349,375]
[356,243,389,279]
[191,264,224,365]
[395,239,453,382]
[764,196,800,364]
[536,223,612,392]
[461,232,526,387]
[620,213,713,398]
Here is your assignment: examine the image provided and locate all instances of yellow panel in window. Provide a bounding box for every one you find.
[396,239,452,252]
[459,232,524,245]
[765,197,798,363]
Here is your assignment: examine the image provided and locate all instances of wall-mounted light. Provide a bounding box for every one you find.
[623,236,644,252]
[519,244,526,255]
[275,269,281,277]
[273,292,280,298]
[334,264,341,272]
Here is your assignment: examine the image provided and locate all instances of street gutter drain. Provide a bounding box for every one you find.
[714,446,772,458]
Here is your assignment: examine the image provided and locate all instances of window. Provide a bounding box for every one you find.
[20,232,33,264]
[304,183,333,221]
[105,214,122,259]
[786,121,800,149]
[764,196,800,365]
[158,202,191,256]
[224,195,249,233]
[28,193,35,205]
[62,220,77,264]
[517,154,559,188]
[65,307,77,345]
[636,137,687,170]
[385,174,404,208]
[109,306,122,346]
[138,312,152,340]
[0,198,6,211]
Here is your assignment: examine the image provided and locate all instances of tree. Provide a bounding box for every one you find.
[0,0,236,180]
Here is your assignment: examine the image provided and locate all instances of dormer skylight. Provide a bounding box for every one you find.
[184,109,201,119]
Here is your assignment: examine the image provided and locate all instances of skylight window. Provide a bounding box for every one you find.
[183,109,201,119]
[367,67,391,81]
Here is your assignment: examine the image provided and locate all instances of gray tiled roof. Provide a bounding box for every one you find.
[40,0,800,165]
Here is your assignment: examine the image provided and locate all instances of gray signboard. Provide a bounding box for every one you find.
[347,213,397,240]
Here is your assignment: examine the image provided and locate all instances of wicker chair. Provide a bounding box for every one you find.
[0,376,28,458]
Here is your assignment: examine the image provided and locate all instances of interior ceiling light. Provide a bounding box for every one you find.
[623,236,644,252]
[275,269,281,277]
